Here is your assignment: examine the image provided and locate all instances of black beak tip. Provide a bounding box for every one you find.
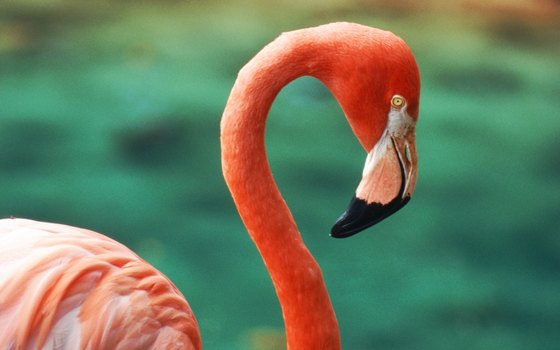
[330,222,359,239]
[330,195,411,239]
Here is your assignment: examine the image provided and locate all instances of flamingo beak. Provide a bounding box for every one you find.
[331,109,417,238]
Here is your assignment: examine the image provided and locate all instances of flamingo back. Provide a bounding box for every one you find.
[0,218,201,350]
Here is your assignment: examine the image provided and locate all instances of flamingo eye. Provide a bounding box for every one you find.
[391,95,406,109]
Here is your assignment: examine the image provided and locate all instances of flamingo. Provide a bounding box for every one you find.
[0,22,419,349]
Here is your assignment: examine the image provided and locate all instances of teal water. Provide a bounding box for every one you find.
[1,1,559,349]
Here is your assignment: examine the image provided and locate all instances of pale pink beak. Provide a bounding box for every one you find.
[332,104,418,238]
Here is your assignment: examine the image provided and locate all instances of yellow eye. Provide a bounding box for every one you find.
[391,95,406,109]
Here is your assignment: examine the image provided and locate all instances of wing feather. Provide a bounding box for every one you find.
[0,218,201,350]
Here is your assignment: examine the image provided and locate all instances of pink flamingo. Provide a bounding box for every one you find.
[0,22,419,349]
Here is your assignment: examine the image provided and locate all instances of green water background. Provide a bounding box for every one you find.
[1,1,559,349]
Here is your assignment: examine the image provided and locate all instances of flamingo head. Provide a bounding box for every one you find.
[328,28,420,238]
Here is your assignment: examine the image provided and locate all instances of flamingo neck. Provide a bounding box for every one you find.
[221,32,341,349]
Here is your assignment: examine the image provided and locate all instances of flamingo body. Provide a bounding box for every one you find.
[0,219,200,350]
[0,22,419,349]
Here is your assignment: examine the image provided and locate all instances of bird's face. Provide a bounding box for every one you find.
[331,92,419,238]
[309,28,420,238]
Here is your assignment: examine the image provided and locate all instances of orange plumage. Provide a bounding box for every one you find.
[0,22,419,349]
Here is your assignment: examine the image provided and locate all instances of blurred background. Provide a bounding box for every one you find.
[1,0,559,349]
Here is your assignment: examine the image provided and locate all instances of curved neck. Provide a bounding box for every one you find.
[221,33,341,349]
